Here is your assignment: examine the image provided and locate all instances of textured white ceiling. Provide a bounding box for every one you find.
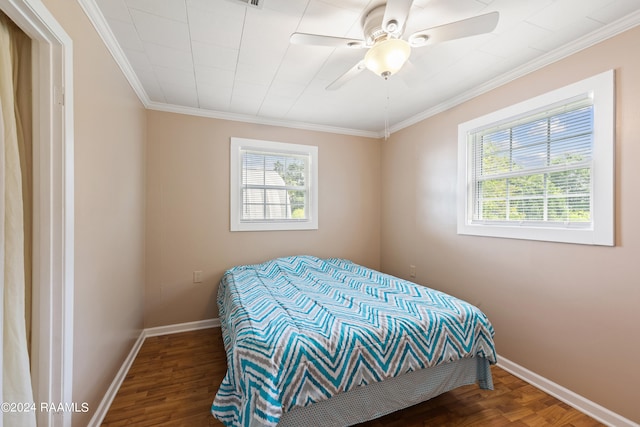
[85,0,640,137]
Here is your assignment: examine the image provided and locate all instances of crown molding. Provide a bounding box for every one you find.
[78,0,381,138]
[146,101,381,138]
[80,1,640,139]
[77,0,151,107]
[390,9,640,134]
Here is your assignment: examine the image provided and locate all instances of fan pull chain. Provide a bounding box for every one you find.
[384,77,391,140]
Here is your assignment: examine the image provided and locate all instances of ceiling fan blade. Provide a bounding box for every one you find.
[290,32,366,48]
[326,61,366,90]
[382,0,414,36]
[408,11,499,47]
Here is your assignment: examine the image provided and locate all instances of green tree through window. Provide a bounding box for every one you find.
[474,106,592,223]
[273,158,307,219]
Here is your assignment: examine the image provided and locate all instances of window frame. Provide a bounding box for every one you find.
[230,137,318,232]
[457,70,615,246]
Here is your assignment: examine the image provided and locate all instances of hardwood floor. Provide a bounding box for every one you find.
[102,328,604,427]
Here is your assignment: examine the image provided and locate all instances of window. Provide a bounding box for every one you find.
[457,70,614,245]
[230,137,318,231]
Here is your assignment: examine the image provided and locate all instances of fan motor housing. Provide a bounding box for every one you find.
[362,5,388,45]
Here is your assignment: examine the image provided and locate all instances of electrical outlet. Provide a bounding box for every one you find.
[193,270,203,283]
[409,265,416,278]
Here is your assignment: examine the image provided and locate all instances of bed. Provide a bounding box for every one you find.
[211,255,496,427]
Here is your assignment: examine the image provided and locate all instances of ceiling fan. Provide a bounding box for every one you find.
[290,0,499,90]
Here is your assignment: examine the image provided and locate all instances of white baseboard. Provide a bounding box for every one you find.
[87,331,146,427]
[89,324,638,427]
[144,318,220,337]
[497,355,639,427]
[88,318,221,426]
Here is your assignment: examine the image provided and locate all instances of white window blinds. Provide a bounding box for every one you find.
[230,137,318,232]
[457,70,614,245]
[240,150,309,222]
[471,99,593,226]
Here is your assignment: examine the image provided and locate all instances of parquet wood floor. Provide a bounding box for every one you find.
[102,327,604,427]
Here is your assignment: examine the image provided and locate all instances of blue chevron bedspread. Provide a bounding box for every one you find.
[211,255,496,427]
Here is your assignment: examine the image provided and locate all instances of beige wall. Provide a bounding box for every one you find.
[15,0,638,424]
[40,1,147,425]
[381,27,640,423]
[145,111,381,327]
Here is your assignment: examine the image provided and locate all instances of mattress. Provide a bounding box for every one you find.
[212,256,496,427]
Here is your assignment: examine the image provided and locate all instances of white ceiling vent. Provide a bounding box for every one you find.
[230,0,263,8]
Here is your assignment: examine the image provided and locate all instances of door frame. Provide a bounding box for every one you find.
[0,1,74,426]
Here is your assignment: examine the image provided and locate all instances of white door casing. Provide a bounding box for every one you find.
[0,1,73,426]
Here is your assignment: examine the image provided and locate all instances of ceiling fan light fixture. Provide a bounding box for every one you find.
[364,38,411,78]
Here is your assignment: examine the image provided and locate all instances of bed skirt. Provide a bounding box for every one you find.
[277,356,493,427]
